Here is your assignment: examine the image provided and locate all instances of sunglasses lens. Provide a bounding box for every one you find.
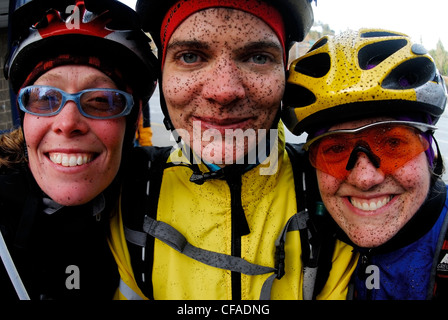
[80,90,128,118]
[375,126,429,173]
[20,86,63,115]
[19,86,132,119]
[309,125,429,180]
[309,135,353,180]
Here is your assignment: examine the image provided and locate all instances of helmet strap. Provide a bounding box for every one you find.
[432,135,444,177]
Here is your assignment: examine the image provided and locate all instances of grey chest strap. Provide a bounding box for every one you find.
[124,211,314,299]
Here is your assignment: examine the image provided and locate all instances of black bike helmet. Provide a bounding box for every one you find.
[5,0,158,103]
[4,0,159,154]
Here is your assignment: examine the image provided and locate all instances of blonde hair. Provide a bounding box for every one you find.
[0,128,27,169]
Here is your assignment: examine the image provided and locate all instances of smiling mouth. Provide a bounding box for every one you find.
[349,195,393,211]
[48,152,95,167]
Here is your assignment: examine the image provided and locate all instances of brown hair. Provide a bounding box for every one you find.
[0,128,27,169]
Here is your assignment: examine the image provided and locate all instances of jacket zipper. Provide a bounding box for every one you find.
[225,172,250,300]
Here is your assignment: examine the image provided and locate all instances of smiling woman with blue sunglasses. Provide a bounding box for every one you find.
[0,0,157,300]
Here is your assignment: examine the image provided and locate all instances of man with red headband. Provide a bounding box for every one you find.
[109,0,357,300]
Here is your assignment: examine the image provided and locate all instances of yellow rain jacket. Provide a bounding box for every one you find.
[109,126,357,300]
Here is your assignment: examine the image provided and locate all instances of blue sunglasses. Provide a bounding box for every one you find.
[18,85,134,120]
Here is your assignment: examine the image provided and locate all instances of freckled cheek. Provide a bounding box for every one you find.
[249,74,284,99]
[162,75,203,131]
[393,154,431,190]
[316,170,341,196]
[94,121,126,154]
[23,116,51,153]
[162,75,201,106]
[245,76,284,124]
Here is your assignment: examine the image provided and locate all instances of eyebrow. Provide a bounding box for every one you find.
[235,41,283,54]
[166,40,210,52]
[166,39,282,54]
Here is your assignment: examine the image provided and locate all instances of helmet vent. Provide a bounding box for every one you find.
[293,53,331,78]
[361,31,404,38]
[283,83,316,108]
[358,39,407,70]
[382,57,436,89]
[309,37,328,52]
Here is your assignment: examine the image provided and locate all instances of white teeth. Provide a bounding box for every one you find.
[49,153,93,167]
[350,196,391,211]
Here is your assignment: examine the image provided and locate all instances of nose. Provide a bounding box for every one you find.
[345,153,386,190]
[51,101,89,136]
[202,57,245,105]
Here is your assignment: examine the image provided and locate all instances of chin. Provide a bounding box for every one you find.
[47,190,100,207]
[347,229,396,248]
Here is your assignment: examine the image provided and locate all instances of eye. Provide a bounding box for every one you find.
[384,137,402,148]
[379,135,410,156]
[27,90,61,112]
[181,52,200,64]
[249,54,269,65]
[317,137,351,162]
[320,137,348,153]
[377,127,417,155]
[324,144,348,154]
[81,91,126,116]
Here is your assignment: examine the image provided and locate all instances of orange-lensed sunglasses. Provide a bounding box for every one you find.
[303,121,437,181]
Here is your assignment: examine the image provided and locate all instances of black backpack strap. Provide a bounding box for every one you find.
[285,142,336,299]
[121,146,171,299]
[431,202,448,299]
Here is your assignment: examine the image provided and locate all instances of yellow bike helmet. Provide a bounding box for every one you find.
[282,28,447,136]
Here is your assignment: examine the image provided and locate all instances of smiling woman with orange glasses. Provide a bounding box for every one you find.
[282,29,448,300]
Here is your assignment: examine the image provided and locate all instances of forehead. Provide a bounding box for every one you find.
[169,8,280,44]
[33,65,115,87]
[329,116,396,131]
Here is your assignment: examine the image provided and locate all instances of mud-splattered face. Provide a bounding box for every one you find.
[162,8,285,166]
[316,117,431,248]
[23,65,126,206]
